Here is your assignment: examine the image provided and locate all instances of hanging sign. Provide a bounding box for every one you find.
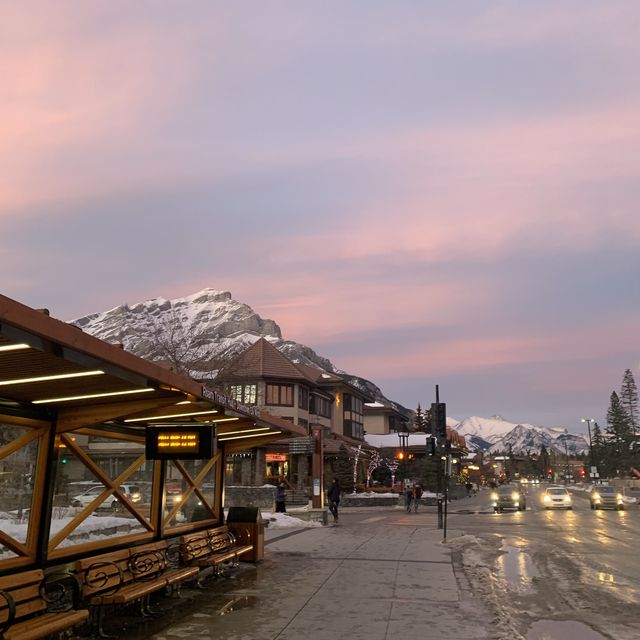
[146,424,216,460]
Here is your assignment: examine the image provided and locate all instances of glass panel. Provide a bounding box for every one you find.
[0,541,18,562]
[49,432,153,551]
[0,423,39,545]
[164,458,217,528]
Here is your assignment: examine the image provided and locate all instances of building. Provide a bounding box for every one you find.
[214,338,374,490]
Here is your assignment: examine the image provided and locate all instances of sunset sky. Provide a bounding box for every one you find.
[2,2,639,430]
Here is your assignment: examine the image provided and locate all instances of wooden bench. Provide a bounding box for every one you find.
[74,540,199,636]
[180,525,254,578]
[0,569,89,640]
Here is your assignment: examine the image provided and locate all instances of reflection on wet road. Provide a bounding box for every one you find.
[450,485,640,637]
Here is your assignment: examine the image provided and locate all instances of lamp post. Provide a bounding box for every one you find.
[397,424,409,492]
[581,418,596,480]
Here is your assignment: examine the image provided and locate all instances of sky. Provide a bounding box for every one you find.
[2,2,639,431]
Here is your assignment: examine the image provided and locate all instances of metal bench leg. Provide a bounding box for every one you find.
[97,606,116,639]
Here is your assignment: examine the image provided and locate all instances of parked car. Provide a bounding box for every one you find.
[590,485,624,510]
[491,485,526,512]
[542,486,572,510]
[71,483,142,511]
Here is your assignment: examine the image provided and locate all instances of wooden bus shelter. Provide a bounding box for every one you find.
[0,293,305,576]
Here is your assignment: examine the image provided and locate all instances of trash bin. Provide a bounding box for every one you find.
[227,506,264,562]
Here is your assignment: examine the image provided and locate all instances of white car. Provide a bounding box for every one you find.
[542,486,572,510]
[71,484,142,511]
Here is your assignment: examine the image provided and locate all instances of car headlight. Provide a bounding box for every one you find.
[543,495,551,503]
[491,493,498,501]
[593,493,600,501]
[564,496,571,503]
[511,492,519,501]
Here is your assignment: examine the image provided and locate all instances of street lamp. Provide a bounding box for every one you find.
[397,423,409,454]
[581,418,596,479]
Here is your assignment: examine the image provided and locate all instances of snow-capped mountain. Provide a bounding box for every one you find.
[455,415,589,456]
[69,289,394,406]
[71,289,331,371]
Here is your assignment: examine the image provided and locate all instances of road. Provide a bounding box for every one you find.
[341,485,640,639]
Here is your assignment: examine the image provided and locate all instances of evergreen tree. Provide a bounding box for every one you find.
[414,404,427,431]
[590,421,610,477]
[620,369,639,436]
[605,391,634,474]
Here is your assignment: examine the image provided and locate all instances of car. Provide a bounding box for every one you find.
[491,485,526,512]
[590,485,624,510]
[71,483,142,511]
[542,486,572,509]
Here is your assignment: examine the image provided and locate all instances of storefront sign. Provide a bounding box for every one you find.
[266,453,288,462]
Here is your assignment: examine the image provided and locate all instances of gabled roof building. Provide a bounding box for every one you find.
[214,338,374,490]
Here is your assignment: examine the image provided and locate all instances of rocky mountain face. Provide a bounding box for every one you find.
[70,288,389,400]
[455,415,589,456]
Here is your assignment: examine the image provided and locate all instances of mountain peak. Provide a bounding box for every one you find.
[456,415,588,456]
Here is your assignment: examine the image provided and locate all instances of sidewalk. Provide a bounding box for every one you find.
[141,508,492,640]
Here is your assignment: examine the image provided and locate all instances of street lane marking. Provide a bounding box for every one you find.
[361,516,387,523]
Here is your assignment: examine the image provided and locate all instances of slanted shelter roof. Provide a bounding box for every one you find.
[0,294,305,447]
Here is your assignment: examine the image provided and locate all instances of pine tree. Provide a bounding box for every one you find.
[590,421,608,477]
[414,404,427,431]
[620,369,639,436]
[605,391,634,474]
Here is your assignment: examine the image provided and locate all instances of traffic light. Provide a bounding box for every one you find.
[579,467,585,478]
[396,451,405,460]
[427,437,436,456]
[431,402,447,438]
[61,456,68,465]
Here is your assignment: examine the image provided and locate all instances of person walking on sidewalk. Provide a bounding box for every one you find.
[405,483,413,513]
[412,483,423,513]
[327,478,341,523]
[275,482,287,513]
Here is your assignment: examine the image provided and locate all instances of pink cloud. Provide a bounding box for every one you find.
[336,311,640,381]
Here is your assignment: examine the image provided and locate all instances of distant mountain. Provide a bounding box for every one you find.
[69,288,399,408]
[455,415,589,456]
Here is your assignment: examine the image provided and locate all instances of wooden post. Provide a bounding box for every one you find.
[311,424,324,509]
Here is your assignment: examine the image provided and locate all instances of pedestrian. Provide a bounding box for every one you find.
[412,483,423,512]
[465,481,473,497]
[327,478,341,523]
[275,482,287,513]
[405,483,413,513]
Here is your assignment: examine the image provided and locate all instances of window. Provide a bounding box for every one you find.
[298,418,308,430]
[344,394,363,415]
[298,386,309,410]
[343,393,364,427]
[266,384,294,407]
[344,420,364,440]
[310,396,331,418]
[229,384,257,405]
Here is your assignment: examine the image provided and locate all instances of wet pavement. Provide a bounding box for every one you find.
[116,510,492,640]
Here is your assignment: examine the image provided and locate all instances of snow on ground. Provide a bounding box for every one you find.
[259,511,323,529]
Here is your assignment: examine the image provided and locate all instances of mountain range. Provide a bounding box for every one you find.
[455,415,589,456]
[70,289,590,455]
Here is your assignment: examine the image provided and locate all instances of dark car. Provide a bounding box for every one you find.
[491,485,526,512]
[590,485,624,510]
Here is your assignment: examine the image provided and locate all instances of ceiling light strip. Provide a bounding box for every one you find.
[218,431,281,441]
[33,388,155,404]
[0,369,105,386]
[217,427,271,436]
[0,343,30,352]
[125,409,219,423]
